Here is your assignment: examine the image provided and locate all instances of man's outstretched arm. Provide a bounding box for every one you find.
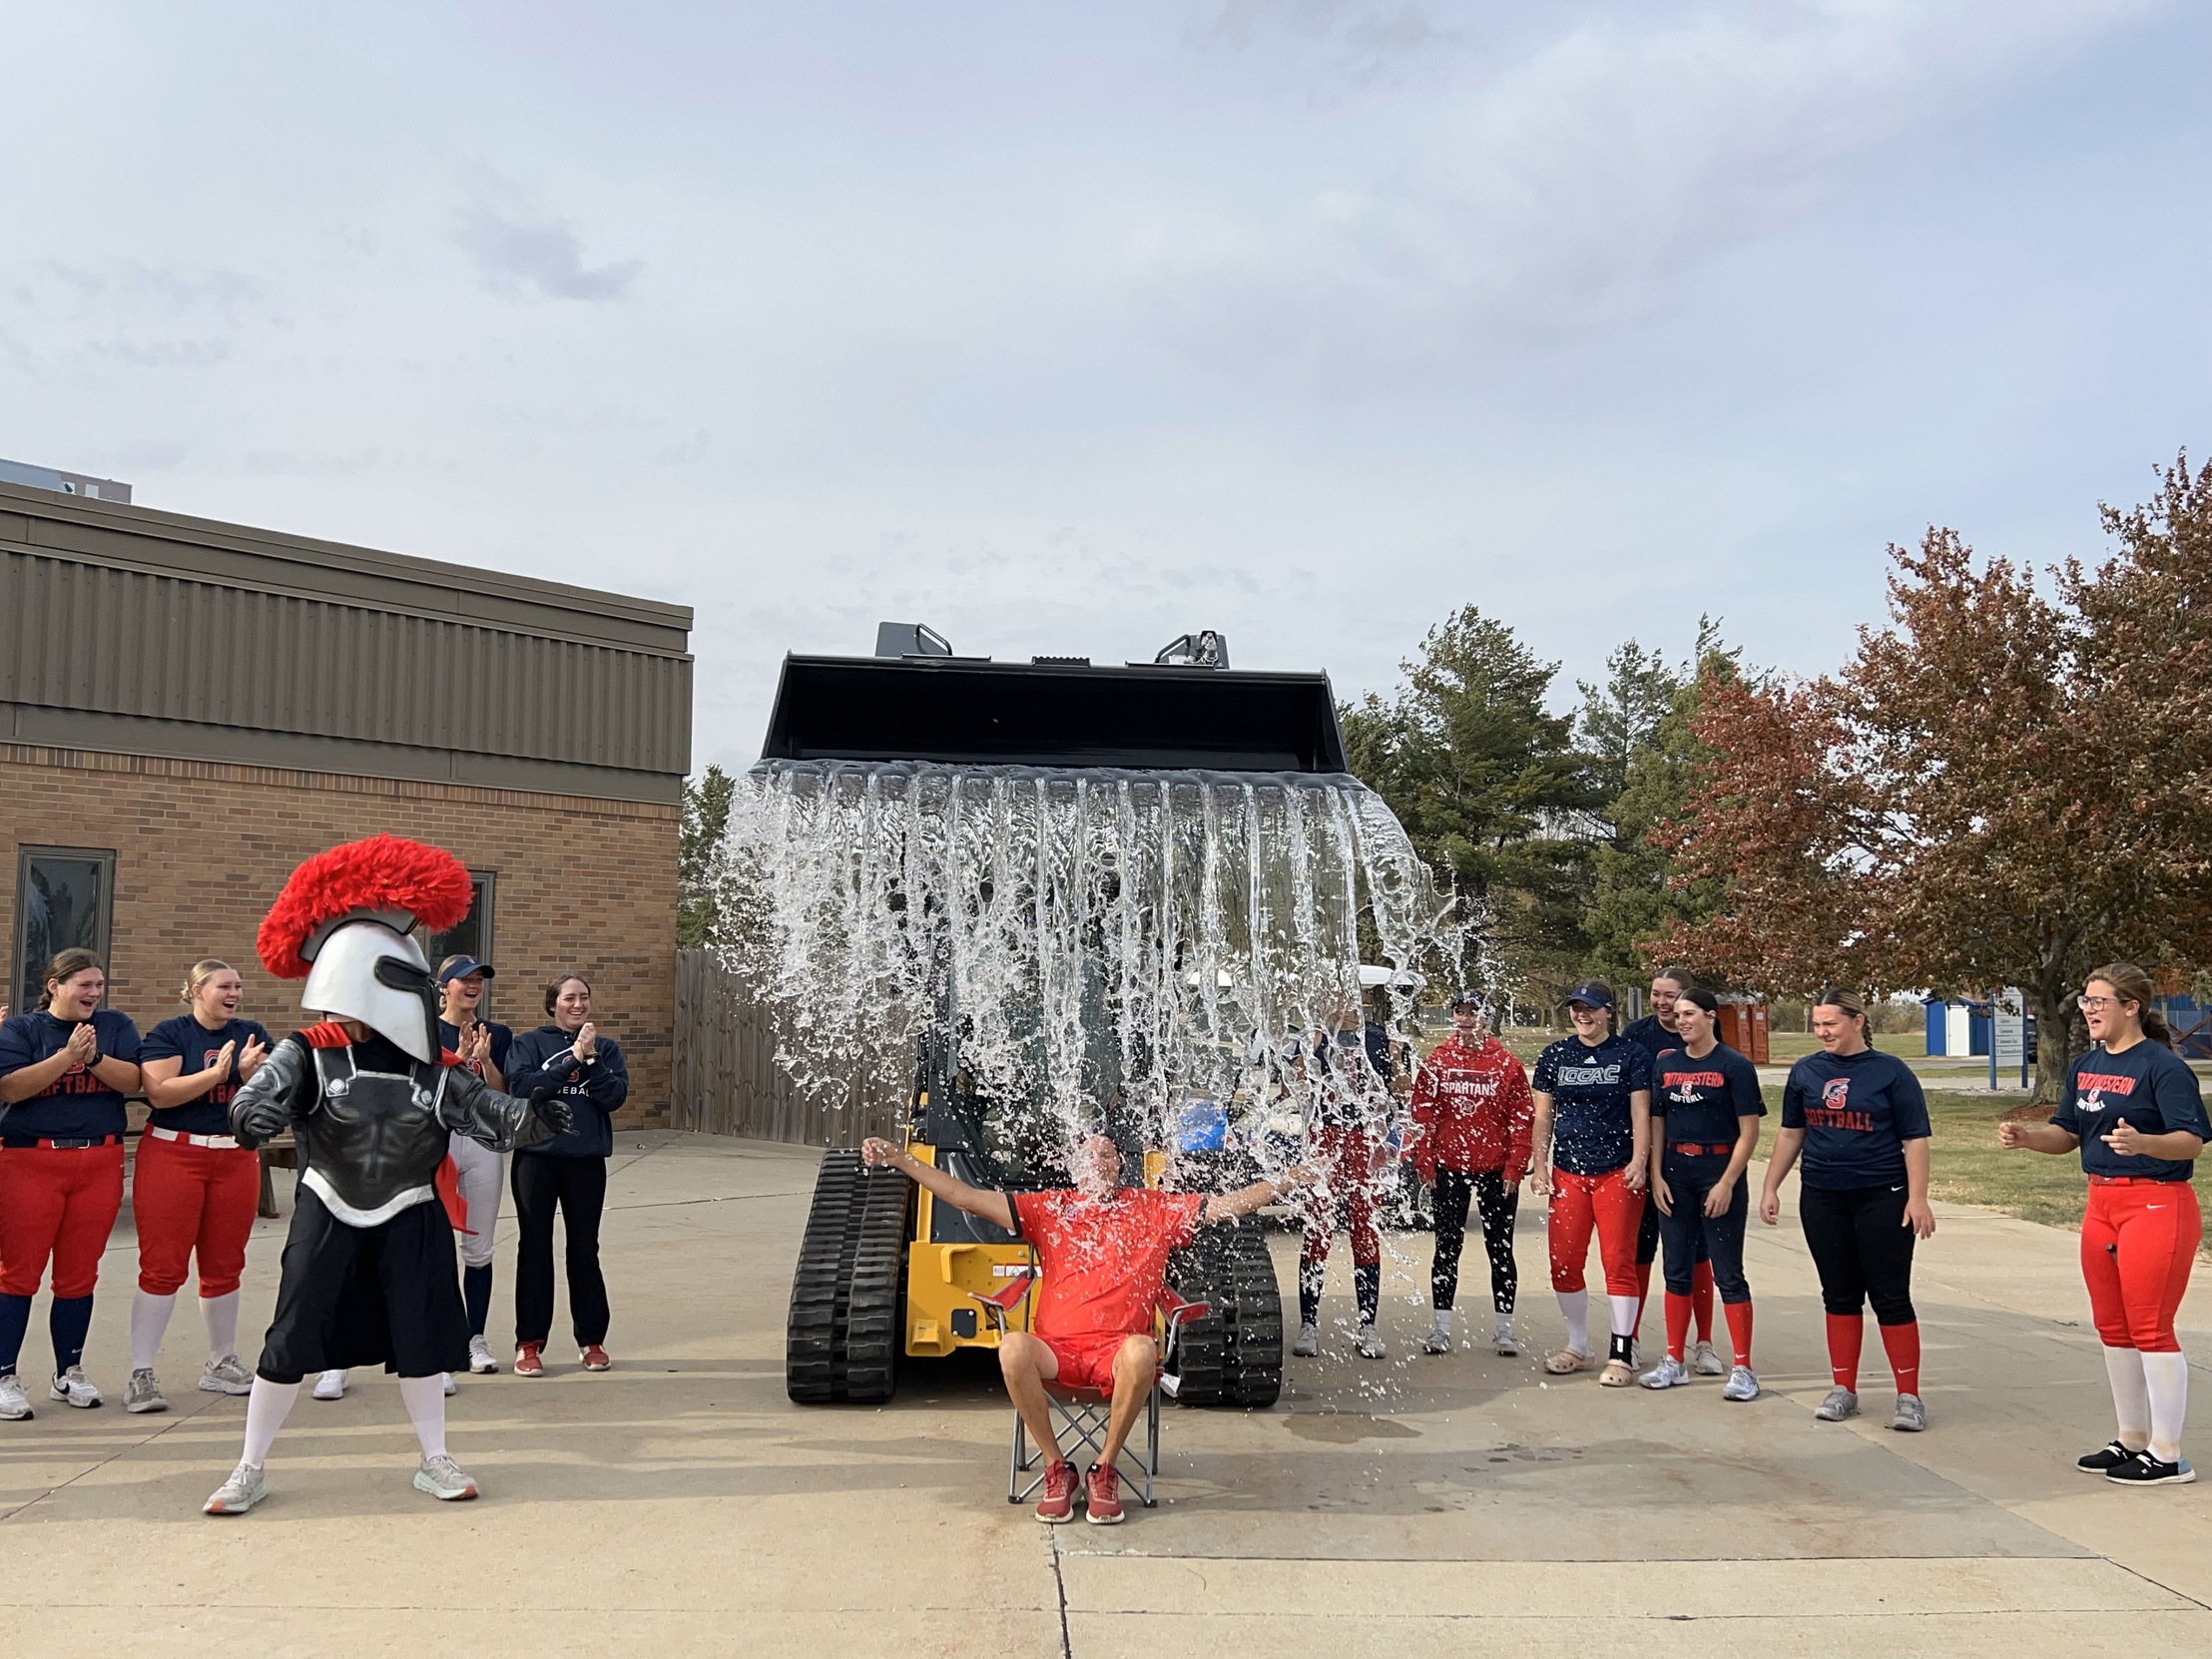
[861,1136,1017,1233]
[1201,1165,1316,1226]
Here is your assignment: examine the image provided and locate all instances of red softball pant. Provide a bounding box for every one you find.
[1548,1166,1641,1297]
[0,1143,126,1298]
[133,1132,261,1298]
[2081,1180,2199,1354]
[1302,1126,1382,1270]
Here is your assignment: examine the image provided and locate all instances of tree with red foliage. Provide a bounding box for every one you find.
[1658,455,2212,1099]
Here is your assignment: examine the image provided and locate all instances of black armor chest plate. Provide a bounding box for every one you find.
[305,1047,451,1219]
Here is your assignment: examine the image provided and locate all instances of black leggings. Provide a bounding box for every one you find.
[1656,1152,1749,1302]
[1430,1167,1517,1315]
[512,1153,611,1348]
[1799,1181,1916,1325]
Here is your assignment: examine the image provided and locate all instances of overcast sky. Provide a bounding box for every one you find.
[5,1,2206,771]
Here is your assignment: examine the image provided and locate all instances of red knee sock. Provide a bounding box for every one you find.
[1723,1301,1754,1370]
[1825,1313,1864,1390]
[1879,1321,1921,1397]
[1663,1292,1692,1363]
[1692,1261,1715,1343]
[1633,1260,1653,1337]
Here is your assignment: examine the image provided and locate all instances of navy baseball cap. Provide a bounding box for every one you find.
[437,956,496,984]
[1447,988,1486,1011]
[1565,980,1613,1010]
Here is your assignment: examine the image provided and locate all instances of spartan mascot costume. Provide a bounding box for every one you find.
[203,835,571,1515]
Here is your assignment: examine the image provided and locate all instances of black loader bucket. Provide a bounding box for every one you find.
[759,655,1349,773]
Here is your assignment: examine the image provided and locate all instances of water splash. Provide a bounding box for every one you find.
[712,761,1470,1166]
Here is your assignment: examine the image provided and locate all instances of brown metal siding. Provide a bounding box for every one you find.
[3,548,692,776]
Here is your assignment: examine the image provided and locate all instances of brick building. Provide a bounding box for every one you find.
[1,478,692,1127]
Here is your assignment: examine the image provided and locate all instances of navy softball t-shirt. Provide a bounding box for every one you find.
[1620,1014,1678,1061]
[141,1016,276,1136]
[1532,1034,1652,1176]
[1651,1042,1766,1147]
[1781,1048,1931,1190]
[439,1018,514,1080]
[2053,1041,2212,1183]
[0,1009,142,1140]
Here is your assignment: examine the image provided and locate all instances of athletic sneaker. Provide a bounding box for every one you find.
[50,1367,102,1408]
[1639,1356,1690,1390]
[1599,1359,1635,1387]
[125,1369,169,1414]
[1420,1327,1451,1356]
[467,1336,499,1376]
[1034,1459,1077,1523]
[2106,1450,2196,1487]
[1084,1461,1124,1525]
[1814,1385,1861,1422]
[1355,1326,1387,1360]
[1892,1393,1927,1433]
[1690,1340,1727,1378]
[441,1373,457,1397]
[0,1375,32,1421]
[203,1459,268,1515]
[1291,1325,1320,1359]
[2077,1439,2140,1474]
[580,1345,612,1372]
[312,1370,347,1400]
[412,1453,479,1501]
[1722,1366,1762,1402]
[1494,1325,1519,1357]
[201,1355,254,1395]
[514,1343,546,1378]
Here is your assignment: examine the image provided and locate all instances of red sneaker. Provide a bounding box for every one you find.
[1085,1461,1124,1525]
[514,1342,545,1378]
[1034,1459,1077,1523]
[579,1345,611,1372]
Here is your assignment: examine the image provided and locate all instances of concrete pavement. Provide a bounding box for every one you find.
[0,1132,2206,1656]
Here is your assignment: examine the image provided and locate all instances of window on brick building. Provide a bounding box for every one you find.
[13,846,117,1012]
[422,870,497,1011]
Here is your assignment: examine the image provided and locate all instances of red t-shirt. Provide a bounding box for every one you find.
[1011,1187,1206,1341]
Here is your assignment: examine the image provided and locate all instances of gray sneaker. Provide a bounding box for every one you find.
[1892,1392,1927,1432]
[1690,1340,1728,1377]
[1291,1324,1320,1359]
[1722,1366,1762,1401]
[413,1453,479,1501]
[466,1335,500,1375]
[1639,1356,1690,1389]
[1354,1326,1387,1360]
[125,1369,169,1413]
[1419,1326,1451,1356]
[0,1374,34,1420]
[200,1355,254,1395]
[1814,1385,1861,1421]
[204,1460,267,1515]
[49,1367,102,1408]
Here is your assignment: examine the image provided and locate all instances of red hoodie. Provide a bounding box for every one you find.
[1407,1034,1533,1183]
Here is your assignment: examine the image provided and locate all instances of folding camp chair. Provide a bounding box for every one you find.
[970,1274,1210,1510]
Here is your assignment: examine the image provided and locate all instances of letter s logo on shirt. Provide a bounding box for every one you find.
[1822,1079,1850,1110]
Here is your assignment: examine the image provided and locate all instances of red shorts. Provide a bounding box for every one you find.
[133,1131,262,1298]
[2081,1180,2199,1354]
[1042,1331,1144,1393]
[0,1143,126,1300]
[1547,1166,1642,1298]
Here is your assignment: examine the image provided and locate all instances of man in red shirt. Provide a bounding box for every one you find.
[861,1132,1304,1524]
[1405,990,1532,1357]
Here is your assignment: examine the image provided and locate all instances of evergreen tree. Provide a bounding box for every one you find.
[678,764,738,948]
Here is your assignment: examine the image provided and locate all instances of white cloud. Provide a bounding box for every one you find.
[455,198,644,301]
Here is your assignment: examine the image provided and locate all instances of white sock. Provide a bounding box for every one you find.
[241,1377,299,1467]
[1431,1307,1453,1335]
[1608,1294,1640,1339]
[1494,1311,1514,1340]
[2104,1345,2151,1451]
[2142,1350,2190,1464]
[202,1290,242,1365]
[397,1374,448,1459]
[130,1291,178,1373]
[1556,1289,1589,1356]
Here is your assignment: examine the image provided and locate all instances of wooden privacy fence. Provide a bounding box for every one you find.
[673,949,902,1147]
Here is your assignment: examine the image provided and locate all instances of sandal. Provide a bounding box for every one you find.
[1544,1348,1589,1376]
[1599,1359,1635,1387]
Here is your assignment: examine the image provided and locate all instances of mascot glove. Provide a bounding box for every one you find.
[234,1096,290,1149]
[530,1087,576,1140]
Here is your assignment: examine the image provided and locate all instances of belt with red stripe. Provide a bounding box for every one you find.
[1670,1142,1735,1157]
[0,1134,123,1151]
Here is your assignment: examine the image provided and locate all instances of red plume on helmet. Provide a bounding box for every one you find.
[257,834,473,980]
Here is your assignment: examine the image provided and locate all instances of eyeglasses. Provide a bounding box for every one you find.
[2078,995,2128,1013]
